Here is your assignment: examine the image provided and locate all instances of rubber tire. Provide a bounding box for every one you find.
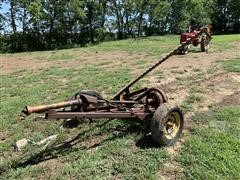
[151,103,184,146]
[63,90,103,128]
[200,36,209,52]
[71,90,103,110]
[183,45,189,54]
[70,90,103,101]
[179,45,189,55]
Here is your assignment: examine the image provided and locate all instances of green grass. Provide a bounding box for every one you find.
[178,55,240,178]
[2,119,168,179]
[211,34,240,51]
[171,69,185,75]
[2,34,239,60]
[1,34,240,179]
[212,34,240,43]
[0,64,165,179]
[176,71,205,113]
[57,138,167,179]
[82,35,178,56]
[181,93,203,113]
[218,58,240,73]
[179,106,240,179]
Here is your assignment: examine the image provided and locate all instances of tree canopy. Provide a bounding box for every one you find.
[0,0,239,52]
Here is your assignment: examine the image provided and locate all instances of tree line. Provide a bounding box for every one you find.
[0,0,239,52]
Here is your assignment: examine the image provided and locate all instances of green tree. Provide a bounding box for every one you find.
[134,0,148,37]
[109,0,125,39]
[229,0,240,32]
[212,0,240,32]
[9,0,18,34]
[168,0,191,33]
[147,0,170,35]
[41,0,67,47]
[188,0,214,25]
[0,0,5,33]
[85,0,100,44]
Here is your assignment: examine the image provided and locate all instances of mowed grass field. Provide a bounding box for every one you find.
[0,34,240,179]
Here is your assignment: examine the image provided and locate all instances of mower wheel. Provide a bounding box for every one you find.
[63,90,103,128]
[70,90,103,100]
[179,44,189,55]
[70,90,103,111]
[200,35,210,52]
[151,103,184,146]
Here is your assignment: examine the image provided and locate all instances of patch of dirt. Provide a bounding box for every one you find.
[196,72,240,111]
[149,43,239,83]
[1,51,148,75]
[0,56,52,75]
[83,135,107,151]
[56,51,148,70]
[167,89,189,106]
[2,42,239,76]
[165,139,185,156]
[158,161,184,180]
[32,158,64,176]
[99,52,150,70]
[218,91,240,106]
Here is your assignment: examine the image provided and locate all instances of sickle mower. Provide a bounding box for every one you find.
[20,26,212,146]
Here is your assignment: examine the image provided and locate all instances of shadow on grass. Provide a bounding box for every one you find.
[136,134,160,149]
[2,119,160,172]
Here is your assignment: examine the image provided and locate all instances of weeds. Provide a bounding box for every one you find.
[219,58,240,73]
[1,34,239,179]
[179,106,240,179]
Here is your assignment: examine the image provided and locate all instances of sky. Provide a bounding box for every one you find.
[1,1,9,14]
[1,2,16,33]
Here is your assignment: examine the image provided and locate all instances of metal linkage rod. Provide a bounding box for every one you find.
[112,27,211,100]
[112,47,180,100]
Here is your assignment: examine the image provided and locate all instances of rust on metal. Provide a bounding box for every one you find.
[46,111,148,121]
[19,26,212,147]
[21,99,82,117]
[20,26,211,125]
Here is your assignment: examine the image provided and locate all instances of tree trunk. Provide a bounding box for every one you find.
[113,1,123,40]
[48,10,57,48]
[100,0,107,28]
[37,23,40,49]
[49,18,54,47]
[125,9,129,38]
[87,2,94,44]
[22,7,27,34]
[10,0,17,34]
[137,12,143,37]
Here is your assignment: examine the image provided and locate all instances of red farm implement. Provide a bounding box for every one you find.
[179,26,212,54]
[20,26,212,146]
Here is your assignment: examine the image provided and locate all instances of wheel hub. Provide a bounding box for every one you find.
[164,112,181,139]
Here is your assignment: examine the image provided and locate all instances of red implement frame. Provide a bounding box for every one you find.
[20,26,212,122]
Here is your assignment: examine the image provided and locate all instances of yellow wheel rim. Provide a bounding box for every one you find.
[164,112,181,140]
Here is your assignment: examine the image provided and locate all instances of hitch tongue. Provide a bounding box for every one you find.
[20,106,29,120]
[20,99,82,120]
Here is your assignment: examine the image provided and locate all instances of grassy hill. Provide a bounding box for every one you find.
[0,34,240,179]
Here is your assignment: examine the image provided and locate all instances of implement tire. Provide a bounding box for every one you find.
[151,103,184,146]
[200,36,210,52]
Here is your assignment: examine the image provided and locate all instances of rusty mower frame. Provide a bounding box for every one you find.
[20,26,212,146]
